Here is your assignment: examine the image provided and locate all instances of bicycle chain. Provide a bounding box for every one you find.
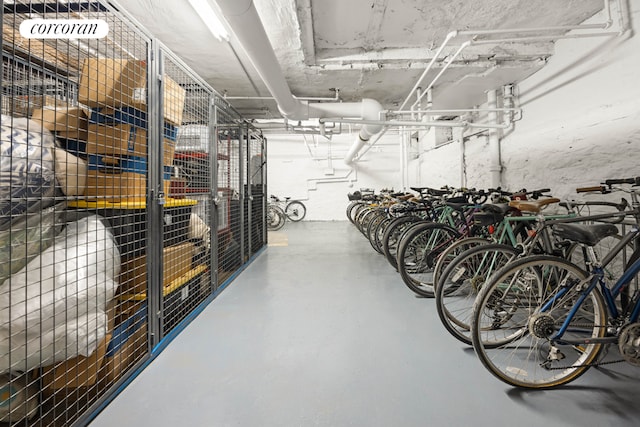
[546,358,624,370]
[545,326,625,369]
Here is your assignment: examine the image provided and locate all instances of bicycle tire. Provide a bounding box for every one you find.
[396,222,461,297]
[382,216,425,270]
[372,217,394,254]
[366,212,388,253]
[436,243,520,345]
[432,237,491,294]
[267,205,286,231]
[285,201,306,222]
[470,255,606,389]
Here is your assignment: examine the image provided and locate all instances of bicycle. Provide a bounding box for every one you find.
[267,202,286,231]
[470,177,640,389]
[270,195,307,222]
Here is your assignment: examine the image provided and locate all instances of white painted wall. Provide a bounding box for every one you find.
[412,0,640,202]
[267,2,639,220]
[266,131,400,220]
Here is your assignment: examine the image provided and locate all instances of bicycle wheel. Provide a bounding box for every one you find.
[436,244,519,345]
[285,201,306,222]
[396,223,460,297]
[432,237,490,293]
[372,217,394,254]
[357,208,378,235]
[382,216,424,270]
[347,201,363,224]
[267,205,286,231]
[366,212,388,253]
[471,255,606,389]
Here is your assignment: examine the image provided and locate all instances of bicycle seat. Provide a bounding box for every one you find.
[473,203,512,226]
[508,198,560,213]
[480,203,512,215]
[445,201,470,211]
[552,223,619,247]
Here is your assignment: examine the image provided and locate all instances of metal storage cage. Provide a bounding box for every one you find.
[214,96,244,284]
[246,128,266,258]
[0,1,266,425]
[159,48,214,337]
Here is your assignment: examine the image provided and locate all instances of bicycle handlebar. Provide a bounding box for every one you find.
[604,177,640,186]
[576,186,606,193]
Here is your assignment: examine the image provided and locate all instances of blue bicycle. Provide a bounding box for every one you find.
[470,177,640,388]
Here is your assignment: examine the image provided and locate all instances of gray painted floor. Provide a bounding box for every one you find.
[90,221,640,427]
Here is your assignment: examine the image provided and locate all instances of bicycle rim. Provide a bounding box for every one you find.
[436,244,519,345]
[471,255,606,389]
[397,223,460,297]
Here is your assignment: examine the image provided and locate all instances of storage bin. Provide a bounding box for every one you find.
[68,198,197,258]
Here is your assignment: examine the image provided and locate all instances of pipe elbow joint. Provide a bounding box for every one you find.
[279,100,309,121]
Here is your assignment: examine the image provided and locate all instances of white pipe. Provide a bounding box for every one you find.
[399,31,458,111]
[320,118,468,128]
[214,0,305,118]
[225,91,341,102]
[357,126,390,161]
[471,31,621,45]
[411,41,472,110]
[391,108,521,115]
[487,90,502,188]
[459,23,609,36]
[215,0,384,145]
[401,130,409,191]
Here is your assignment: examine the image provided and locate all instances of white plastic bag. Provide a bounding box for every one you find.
[0,215,120,373]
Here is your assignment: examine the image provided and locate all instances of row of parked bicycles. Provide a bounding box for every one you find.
[346,178,640,389]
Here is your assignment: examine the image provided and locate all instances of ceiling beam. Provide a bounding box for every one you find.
[363,0,389,51]
[314,43,555,63]
[295,0,316,65]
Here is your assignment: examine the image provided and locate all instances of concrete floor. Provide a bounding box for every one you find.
[90,221,640,427]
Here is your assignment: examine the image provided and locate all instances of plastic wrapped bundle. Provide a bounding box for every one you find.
[0,115,57,230]
[0,215,120,373]
[0,203,65,286]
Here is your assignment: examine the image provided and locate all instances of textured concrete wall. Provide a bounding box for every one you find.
[267,132,400,220]
[413,1,640,202]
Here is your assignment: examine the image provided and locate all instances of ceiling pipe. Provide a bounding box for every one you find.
[213,0,384,164]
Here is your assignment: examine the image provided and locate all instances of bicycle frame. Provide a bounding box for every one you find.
[541,227,640,343]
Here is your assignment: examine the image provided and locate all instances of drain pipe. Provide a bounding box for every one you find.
[487,89,502,188]
[215,0,384,163]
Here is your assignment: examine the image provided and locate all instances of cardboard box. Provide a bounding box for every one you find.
[78,59,186,125]
[101,322,147,383]
[12,95,67,118]
[30,106,89,134]
[78,59,146,110]
[87,124,176,165]
[119,242,195,294]
[41,302,116,391]
[84,170,147,202]
[163,76,186,126]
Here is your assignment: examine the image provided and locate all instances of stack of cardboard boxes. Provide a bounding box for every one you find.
[79,58,185,201]
[29,59,207,392]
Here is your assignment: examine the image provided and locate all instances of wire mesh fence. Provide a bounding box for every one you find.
[0,1,265,425]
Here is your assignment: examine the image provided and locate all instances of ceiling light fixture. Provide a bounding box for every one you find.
[188,0,229,42]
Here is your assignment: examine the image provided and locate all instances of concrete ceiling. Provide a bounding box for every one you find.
[117,0,605,120]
